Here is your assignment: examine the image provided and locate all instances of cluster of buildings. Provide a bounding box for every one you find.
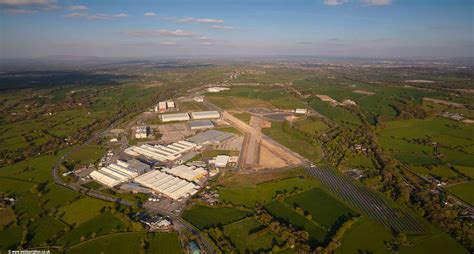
[90,159,150,187]
[155,100,175,112]
[160,110,220,123]
[90,127,239,201]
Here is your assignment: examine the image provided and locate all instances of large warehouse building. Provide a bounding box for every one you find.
[90,160,141,187]
[189,120,214,130]
[124,140,198,161]
[163,165,208,183]
[187,130,234,145]
[160,113,190,122]
[190,111,220,120]
[134,170,199,200]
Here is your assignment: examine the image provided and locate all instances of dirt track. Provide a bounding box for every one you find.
[223,111,304,170]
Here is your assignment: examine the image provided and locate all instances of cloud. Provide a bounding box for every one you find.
[127,29,196,37]
[211,25,233,30]
[63,12,85,17]
[177,17,224,24]
[6,8,36,13]
[144,12,156,16]
[63,12,128,20]
[360,0,392,6]
[0,0,54,6]
[68,5,87,11]
[323,0,391,6]
[1,0,58,14]
[323,0,345,6]
[297,41,313,44]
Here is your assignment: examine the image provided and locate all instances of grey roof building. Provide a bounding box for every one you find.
[187,130,234,145]
[189,120,214,130]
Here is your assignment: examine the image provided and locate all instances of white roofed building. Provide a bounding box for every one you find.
[89,161,139,187]
[190,111,220,120]
[163,165,208,182]
[160,113,190,122]
[166,101,175,108]
[209,155,230,168]
[134,170,199,200]
[124,140,198,162]
[294,108,308,114]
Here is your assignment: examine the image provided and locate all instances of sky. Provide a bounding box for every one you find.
[0,0,473,59]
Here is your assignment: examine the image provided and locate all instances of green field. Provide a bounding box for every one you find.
[223,218,277,253]
[218,177,319,208]
[0,226,23,250]
[378,117,474,179]
[57,212,127,247]
[68,145,106,165]
[336,217,395,254]
[182,205,251,230]
[446,181,474,206]
[399,233,469,254]
[58,197,112,226]
[206,86,306,109]
[146,232,182,254]
[263,122,322,162]
[28,216,67,247]
[310,100,361,125]
[66,232,144,254]
[284,188,356,229]
[264,201,328,246]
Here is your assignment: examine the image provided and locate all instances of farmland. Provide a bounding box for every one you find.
[264,201,328,245]
[56,212,127,247]
[378,117,474,180]
[262,121,322,162]
[223,218,277,253]
[66,232,144,254]
[146,232,182,254]
[284,188,356,229]
[218,176,319,207]
[205,86,306,109]
[58,197,113,226]
[182,205,251,230]
[446,181,474,206]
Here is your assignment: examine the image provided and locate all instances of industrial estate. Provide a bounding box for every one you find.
[1,61,473,254]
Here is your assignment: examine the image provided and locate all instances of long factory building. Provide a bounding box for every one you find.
[90,160,140,187]
[160,113,190,122]
[162,165,208,183]
[190,111,220,120]
[124,140,198,162]
[134,170,199,200]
